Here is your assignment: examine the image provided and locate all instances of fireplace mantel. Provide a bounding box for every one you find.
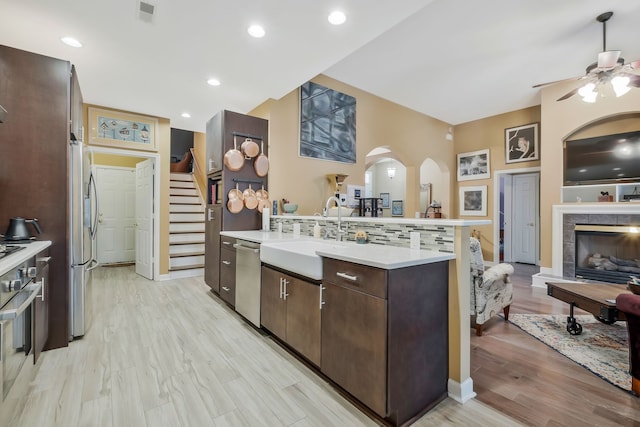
[532,203,640,287]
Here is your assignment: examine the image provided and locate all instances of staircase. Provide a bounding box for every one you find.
[169,172,205,278]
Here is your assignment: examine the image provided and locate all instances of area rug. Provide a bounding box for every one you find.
[507,313,631,392]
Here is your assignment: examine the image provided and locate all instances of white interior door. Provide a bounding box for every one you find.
[95,167,136,264]
[511,173,539,264]
[135,159,154,279]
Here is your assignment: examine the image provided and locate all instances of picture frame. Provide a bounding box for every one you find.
[391,200,404,216]
[299,81,356,164]
[459,186,487,216]
[88,107,158,152]
[380,192,390,208]
[457,149,490,181]
[505,122,539,163]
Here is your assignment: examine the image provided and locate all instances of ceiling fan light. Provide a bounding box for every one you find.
[578,83,596,98]
[613,85,631,97]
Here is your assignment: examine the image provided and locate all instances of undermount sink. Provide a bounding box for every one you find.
[260,239,345,280]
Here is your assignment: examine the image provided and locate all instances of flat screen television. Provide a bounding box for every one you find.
[564,130,640,185]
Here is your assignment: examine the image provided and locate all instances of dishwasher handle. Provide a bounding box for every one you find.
[233,244,260,254]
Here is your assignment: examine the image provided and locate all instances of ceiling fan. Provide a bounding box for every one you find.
[534,11,640,102]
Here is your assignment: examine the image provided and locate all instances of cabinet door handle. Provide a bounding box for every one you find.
[336,272,358,281]
[222,260,231,265]
[208,208,214,221]
[222,286,230,292]
[40,277,46,301]
[209,158,214,171]
[279,277,283,299]
[37,256,52,264]
[222,241,231,246]
[283,279,289,300]
[319,285,325,309]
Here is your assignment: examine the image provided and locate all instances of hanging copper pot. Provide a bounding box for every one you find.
[243,185,258,210]
[255,185,269,201]
[227,183,244,213]
[257,197,271,213]
[254,140,269,177]
[224,136,244,171]
[241,138,260,158]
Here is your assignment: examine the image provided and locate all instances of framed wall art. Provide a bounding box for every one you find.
[391,200,404,216]
[505,122,539,163]
[459,185,487,216]
[299,81,356,163]
[457,149,490,181]
[89,107,158,152]
[380,192,390,208]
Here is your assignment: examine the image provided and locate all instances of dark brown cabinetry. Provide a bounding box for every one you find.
[204,205,221,293]
[261,266,321,366]
[321,258,449,426]
[0,45,73,350]
[204,110,268,295]
[219,236,236,306]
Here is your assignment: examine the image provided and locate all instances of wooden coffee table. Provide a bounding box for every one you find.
[546,281,631,335]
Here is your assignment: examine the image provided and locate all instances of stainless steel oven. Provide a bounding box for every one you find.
[0,254,41,401]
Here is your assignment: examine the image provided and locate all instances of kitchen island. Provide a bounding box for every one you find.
[221,216,488,407]
[220,230,455,425]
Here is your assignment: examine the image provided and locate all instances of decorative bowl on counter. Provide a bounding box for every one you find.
[282,203,298,214]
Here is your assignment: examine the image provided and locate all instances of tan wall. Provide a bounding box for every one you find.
[453,106,541,259]
[83,104,171,275]
[93,153,143,168]
[539,82,640,269]
[249,74,454,216]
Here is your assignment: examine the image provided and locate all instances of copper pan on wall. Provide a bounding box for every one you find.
[227,183,244,213]
[224,136,244,171]
[254,140,269,177]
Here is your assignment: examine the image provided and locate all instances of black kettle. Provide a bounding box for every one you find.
[4,217,42,241]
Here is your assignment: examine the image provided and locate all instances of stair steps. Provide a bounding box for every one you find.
[168,173,205,279]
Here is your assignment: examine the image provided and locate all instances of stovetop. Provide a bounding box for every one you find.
[0,245,25,260]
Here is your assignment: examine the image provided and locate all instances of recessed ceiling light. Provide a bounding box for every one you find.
[207,78,221,86]
[181,112,191,118]
[579,169,587,173]
[328,11,346,25]
[613,167,621,171]
[61,36,82,48]
[247,25,265,38]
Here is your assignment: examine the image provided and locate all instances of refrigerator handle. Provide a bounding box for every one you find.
[89,172,99,240]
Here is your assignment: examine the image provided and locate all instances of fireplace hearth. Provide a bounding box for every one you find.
[574,224,640,284]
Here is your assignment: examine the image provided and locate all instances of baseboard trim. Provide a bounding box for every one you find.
[447,377,476,404]
[156,273,172,281]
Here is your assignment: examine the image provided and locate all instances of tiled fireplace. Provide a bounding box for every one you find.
[542,204,640,287]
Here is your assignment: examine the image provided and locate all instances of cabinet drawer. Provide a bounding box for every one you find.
[323,258,387,299]
[220,248,236,306]
[221,236,236,250]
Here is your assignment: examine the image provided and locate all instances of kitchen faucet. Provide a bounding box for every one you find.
[324,196,348,241]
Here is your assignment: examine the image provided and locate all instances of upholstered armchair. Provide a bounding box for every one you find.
[616,293,640,396]
[470,236,514,336]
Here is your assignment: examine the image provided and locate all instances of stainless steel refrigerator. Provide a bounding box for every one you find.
[69,138,99,339]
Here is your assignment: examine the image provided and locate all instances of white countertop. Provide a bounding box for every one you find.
[0,241,52,275]
[272,215,490,227]
[315,243,454,269]
[221,230,454,270]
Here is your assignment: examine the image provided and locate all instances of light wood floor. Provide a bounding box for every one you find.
[1,264,638,426]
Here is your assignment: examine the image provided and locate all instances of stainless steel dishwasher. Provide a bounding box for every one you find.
[233,240,261,327]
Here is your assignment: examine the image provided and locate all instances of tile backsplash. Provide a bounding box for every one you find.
[272,217,454,253]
